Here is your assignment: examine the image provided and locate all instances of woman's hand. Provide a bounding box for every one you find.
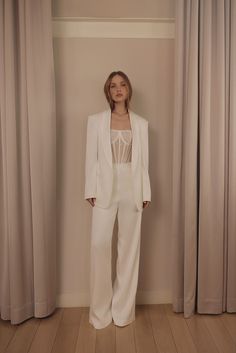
[87,198,150,209]
[86,197,96,207]
[143,201,151,209]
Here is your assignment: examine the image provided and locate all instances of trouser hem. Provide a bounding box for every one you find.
[113,316,135,327]
[89,317,113,329]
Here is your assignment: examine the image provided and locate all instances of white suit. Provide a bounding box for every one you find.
[84,109,151,329]
[84,109,151,210]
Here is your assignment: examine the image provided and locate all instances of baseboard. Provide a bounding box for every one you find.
[56,290,172,307]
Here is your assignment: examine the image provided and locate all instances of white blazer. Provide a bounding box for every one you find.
[84,109,151,211]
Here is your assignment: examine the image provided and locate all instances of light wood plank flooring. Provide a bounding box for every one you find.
[0,304,236,353]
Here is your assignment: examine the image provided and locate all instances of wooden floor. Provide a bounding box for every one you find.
[1,304,236,353]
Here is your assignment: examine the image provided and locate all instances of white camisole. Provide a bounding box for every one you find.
[111,129,132,164]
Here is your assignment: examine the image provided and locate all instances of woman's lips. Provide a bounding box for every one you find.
[116,94,123,97]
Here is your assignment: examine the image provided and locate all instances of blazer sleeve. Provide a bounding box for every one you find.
[141,120,151,202]
[84,115,98,199]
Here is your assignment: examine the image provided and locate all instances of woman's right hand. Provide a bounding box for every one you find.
[86,198,96,207]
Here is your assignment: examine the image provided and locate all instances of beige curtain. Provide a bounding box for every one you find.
[0,0,56,324]
[172,0,236,317]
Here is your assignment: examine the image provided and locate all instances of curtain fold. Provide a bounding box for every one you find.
[0,0,56,324]
[172,0,236,317]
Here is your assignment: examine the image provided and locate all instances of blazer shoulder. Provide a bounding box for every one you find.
[132,111,149,127]
[88,110,107,119]
[87,110,106,126]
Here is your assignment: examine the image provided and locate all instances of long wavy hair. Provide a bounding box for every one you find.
[104,71,133,111]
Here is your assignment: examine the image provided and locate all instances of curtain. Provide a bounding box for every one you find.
[172,0,236,317]
[0,0,57,324]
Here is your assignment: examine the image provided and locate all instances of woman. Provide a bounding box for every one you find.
[84,71,151,329]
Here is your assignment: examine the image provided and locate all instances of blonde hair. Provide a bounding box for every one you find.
[104,71,133,111]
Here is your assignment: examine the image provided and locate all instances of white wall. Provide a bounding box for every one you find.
[52,0,175,306]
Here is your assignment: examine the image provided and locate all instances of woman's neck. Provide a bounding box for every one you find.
[113,102,128,115]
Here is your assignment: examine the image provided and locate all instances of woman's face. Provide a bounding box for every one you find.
[109,75,129,104]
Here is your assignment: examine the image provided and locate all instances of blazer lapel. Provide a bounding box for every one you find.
[102,109,139,170]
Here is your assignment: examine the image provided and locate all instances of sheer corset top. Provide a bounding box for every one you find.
[110,129,132,163]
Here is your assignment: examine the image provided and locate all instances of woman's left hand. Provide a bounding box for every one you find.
[143,201,151,209]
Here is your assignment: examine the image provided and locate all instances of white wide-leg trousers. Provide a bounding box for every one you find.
[89,162,143,329]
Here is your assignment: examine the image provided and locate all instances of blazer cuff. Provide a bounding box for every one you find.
[142,169,151,201]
